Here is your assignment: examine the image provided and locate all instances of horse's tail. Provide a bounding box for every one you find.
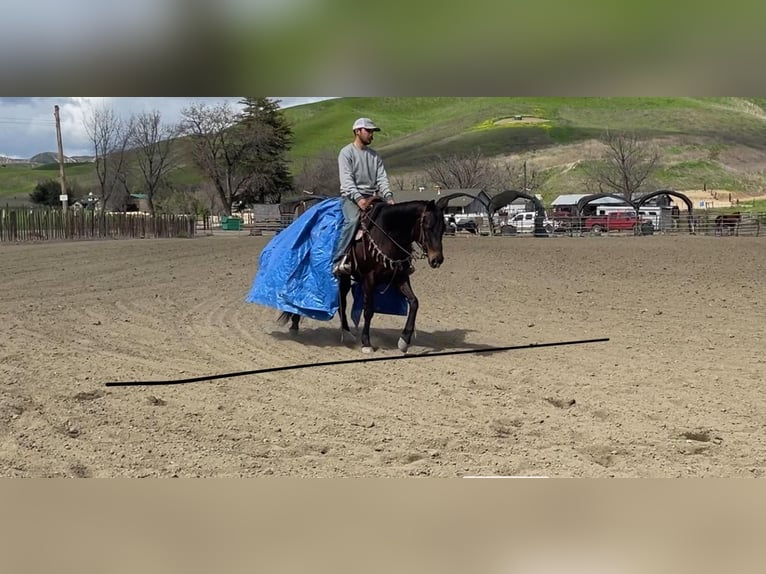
[276,311,292,325]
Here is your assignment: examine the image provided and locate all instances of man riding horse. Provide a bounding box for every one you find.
[332,117,397,276]
[246,115,446,352]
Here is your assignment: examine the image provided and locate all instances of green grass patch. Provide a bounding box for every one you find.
[654,159,744,192]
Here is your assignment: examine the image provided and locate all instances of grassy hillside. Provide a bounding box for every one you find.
[3,97,766,208]
[281,97,766,204]
[284,97,766,164]
[0,162,99,207]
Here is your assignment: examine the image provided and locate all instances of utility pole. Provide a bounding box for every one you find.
[523,160,527,191]
[54,105,68,212]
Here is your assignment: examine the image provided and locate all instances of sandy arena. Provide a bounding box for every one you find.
[1,232,764,477]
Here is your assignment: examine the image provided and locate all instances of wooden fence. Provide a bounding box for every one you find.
[0,208,197,242]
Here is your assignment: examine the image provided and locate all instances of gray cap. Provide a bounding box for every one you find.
[352,117,380,131]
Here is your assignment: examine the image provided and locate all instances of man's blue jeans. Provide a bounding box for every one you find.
[333,197,362,264]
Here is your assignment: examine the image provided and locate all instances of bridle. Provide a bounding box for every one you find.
[359,205,430,271]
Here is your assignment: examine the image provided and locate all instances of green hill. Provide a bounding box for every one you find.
[282,97,766,203]
[3,97,766,208]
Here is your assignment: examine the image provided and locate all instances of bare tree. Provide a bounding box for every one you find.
[390,175,408,191]
[387,173,431,193]
[83,106,134,211]
[425,149,492,190]
[426,151,547,200]
[485,158,546,194]
[130,110,178,215]
[179,101,263,215]
[292,149,340,197]
[584,131,661,201]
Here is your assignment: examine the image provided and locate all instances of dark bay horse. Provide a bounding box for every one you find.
[714,212,741,236]
[279,199,447,353]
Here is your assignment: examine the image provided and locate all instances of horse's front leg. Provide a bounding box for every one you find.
[397,277,419,353]
[360,275,376,353]
[338,275,355,342]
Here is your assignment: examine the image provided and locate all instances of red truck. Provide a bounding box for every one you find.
[583,212,654,234]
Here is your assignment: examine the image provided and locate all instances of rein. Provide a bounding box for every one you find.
[360,205,428,270]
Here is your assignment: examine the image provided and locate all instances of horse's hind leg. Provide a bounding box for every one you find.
[397,278,419,353]
[338,275,356,343]
[277,311,301,332]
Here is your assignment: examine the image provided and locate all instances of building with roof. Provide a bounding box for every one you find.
[551,193,629,213]
[126,193,151,213]
[392,188,492,216]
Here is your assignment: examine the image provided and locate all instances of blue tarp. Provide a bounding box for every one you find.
[350,281,408,327]
[246,197,408,322]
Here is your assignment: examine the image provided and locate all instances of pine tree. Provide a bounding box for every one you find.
[29,179,63,207]
[237,97,294,204]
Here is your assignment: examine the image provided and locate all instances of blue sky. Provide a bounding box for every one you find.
[0,97,333,159]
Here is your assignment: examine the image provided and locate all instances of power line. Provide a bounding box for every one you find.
[0,117,55,125]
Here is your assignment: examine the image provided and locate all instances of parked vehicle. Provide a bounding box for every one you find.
[583,212,654,234]
[445,214,478,234]
[456,219,478,234]
[505,211,555,234]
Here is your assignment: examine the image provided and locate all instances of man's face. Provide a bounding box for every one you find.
[356,128,375,145]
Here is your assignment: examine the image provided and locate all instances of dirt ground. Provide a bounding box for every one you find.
[1,232,765,477]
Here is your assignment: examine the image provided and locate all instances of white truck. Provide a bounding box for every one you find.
[505,211,555,234]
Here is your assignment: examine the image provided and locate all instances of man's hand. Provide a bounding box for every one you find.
[357,197,374,211]
[387,199,395,205]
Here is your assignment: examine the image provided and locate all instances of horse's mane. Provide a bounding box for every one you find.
[370,200,433,226]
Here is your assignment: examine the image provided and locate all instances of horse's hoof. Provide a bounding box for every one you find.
[397,337,409,353]
[361,346,374,354]
[340,328,357,343]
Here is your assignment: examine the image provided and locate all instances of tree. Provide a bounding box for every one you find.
[129,110,178,215]
[29,179,82,207]
[237,97,294,204]
[29,179,64,207]
[83,106,134,211]
[584,131,661,201]
[179,101,259,215]
[485,158,547,194]
[425,149,490,190]
[292,149,340,197]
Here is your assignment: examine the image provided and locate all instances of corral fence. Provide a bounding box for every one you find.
[496,212,765,238]
[687,211,763,236]
[0,207,197,242]
[440,211,766,238]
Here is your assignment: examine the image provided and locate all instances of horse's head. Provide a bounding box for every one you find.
[421,200,445,268]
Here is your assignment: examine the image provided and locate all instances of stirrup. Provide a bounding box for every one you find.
[332,256,352,276]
